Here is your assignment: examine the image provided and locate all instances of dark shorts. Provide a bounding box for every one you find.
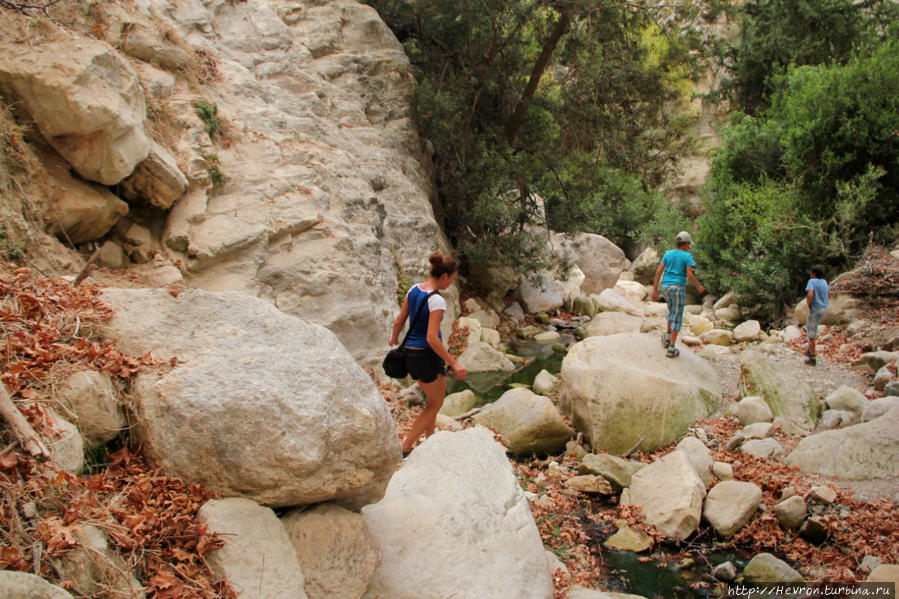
[404,347,446,383]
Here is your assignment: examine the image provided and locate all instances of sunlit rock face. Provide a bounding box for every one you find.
[0,0,453,367]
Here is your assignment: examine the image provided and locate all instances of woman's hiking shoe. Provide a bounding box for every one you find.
[666,346,679,358]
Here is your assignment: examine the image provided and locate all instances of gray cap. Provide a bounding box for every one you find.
[676,231,692,244]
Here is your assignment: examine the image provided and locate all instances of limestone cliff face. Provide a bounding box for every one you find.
[0,0,451,367]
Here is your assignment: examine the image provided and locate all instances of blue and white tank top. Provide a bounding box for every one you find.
[405,284,446,348]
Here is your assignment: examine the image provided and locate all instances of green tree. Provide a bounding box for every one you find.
[367,0,711,281]
[697,179,835,318]
[771,43,899,229]
[699,40,899,318]
[721,0,898,114]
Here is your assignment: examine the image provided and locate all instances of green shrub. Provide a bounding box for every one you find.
[194,99,219,135]
[770,43,899,230]
[720,0,899,114]
[700,42,899,319]
[697,179,836,318]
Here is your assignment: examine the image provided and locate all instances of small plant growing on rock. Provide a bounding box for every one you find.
[194,99,219,135]
[207,154,224,185]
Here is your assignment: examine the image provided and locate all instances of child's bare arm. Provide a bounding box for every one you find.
[806,289,815,308]
[686,266,705,294]
[651,262,666,301]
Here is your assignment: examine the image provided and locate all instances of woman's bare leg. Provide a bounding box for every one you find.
[401,375,446,453]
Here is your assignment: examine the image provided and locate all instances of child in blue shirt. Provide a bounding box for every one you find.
[803,265,830,366]
[652,231,706,357]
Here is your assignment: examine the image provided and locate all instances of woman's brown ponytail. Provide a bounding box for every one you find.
[428,251,458,278]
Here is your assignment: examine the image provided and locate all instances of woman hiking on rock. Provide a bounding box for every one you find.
[389,251,466,455]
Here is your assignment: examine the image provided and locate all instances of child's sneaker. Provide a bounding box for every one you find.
[804,356,817,366]
[661,334,670,347]
[666,346,680,358]
[804,349,813,358]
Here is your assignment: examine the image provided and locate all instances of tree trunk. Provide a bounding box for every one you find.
[505,10,571,144]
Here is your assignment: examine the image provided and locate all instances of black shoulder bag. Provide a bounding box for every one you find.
[383,290,439,379]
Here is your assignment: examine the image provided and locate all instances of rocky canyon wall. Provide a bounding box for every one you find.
[0,0,451,367]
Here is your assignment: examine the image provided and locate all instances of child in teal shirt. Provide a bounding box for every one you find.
[804,265,830,366]
[652,231,706,357]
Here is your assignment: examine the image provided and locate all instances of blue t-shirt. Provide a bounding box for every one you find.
[805,278,830,309]
[404,285,446,348]
[661,249,697,287]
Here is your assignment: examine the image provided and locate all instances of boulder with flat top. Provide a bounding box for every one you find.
[560,333,721,454]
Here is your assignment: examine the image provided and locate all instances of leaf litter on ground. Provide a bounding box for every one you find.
[0,264,234,598]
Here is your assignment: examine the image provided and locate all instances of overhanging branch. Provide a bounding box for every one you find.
[0,0,64,19]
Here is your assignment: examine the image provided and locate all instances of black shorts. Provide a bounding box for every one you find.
[404,347,446,383]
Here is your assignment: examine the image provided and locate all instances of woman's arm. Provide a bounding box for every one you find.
[425,310,466,380]
[389,296,410,346]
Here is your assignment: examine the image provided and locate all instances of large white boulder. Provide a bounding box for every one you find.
[102,288,400,509]
[625,451,706,541]
[786,407,899,480]
[794,295,861,325]
[584,312,643,337]
[0,571,73,599]
[136,1,450,367]
[676,436,714,486]
[472,388,575,456]
[282,504,381,599]
[517,272,564,314]
[552,232,630,295]
[0,35,150,185]
[739,349,820,428]
[55,369,125,449]
[702,481,762,536]
[362,427,553,599]
[119,141,189,209]
[198,498,308,599]
[825,386,869,413]
[560,333,722,454]
[457,341,516,373]
[593,288,644,316]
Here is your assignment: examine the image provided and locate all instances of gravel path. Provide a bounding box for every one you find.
[702,341,899,502]
[704,341,869,402]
